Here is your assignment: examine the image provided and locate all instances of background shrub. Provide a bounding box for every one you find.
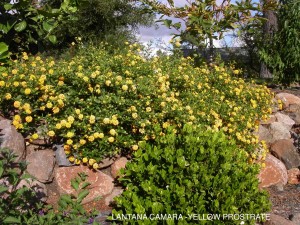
[112,125,271,225]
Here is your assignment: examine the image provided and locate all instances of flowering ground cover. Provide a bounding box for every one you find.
[0,42,273,168]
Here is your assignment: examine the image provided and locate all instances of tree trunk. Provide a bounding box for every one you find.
[260,1,278,79]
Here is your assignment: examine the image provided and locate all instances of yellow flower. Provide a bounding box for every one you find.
[75,109,80,114]
[31,133,39,140]
[103,118,110,124]
[0,81,5,87]
[78,114,84,120]
[122,85,128,91]
[105,80,111,86]
[55,123,62,129]
[5,93,11,100]
[132,113,138,119]
[109,129,116,136]
[46,102,53,108]
[75,159,81,165]
[25,116,33,123]
[89,159,96,166]
[12,69,18,75]
[99,133,104,138]
[66,139,73,145]
[58,81,64,86]
[108,137,115,143]
[14,101,21,108]
[146,107,151,112]
[88,136,95,142]
[49,69,54,74]
[132,145,139,151]
[13,81,19,87]
[89,115,96,124]
[69,156,75,163]
[66,132,74,138]
[233,70,240,75]
[80,139,86,145]
[65,122,71,128]
[82,157,88,163]
[68,116,75,123]
[52,107,60,114]
[48,130,55,137]
[92,163,99,170]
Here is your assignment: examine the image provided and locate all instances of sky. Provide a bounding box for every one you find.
[136,0,248,53]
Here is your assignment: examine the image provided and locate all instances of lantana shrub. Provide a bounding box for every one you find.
[112,125,271,225]
[0,42,272,166]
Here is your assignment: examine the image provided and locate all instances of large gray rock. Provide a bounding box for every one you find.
[258,154,288,188]
[55,165,114,204]
[0,119,25,161]
[271,139,300,169]
[26,150,56,183]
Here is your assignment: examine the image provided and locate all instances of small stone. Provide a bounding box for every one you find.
[53,144,72,167]
[257,125,273,144]
[271,139,300,169]
[55,165,114,204]
[258,154,288,188]
[26,150,56,183]
[288,168,300,185]
[274,112,295,130]
[111,157,128,178]
[264,214,296,225]
[0,119,25,161]
[99,156,118,169]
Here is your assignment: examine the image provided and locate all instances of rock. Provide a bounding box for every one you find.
[99,156,118,169]
[17,178,48,202]
[290,213,300,225]
[104,187,124,206]
[258,154,288,188]
[275,112,295,130]
[276,93,300,110]
[269,122,291,142]
[270,139,300,169]
[55,165,114,204]
[260,115,277,125]
[287,111,300,125]
[111,157,128,178]
[264,214,295,225]
[258,125,273,144]
[0,119,25,161]
[288,168,300,185]
[26,150,55,183]
[53,144,72,167]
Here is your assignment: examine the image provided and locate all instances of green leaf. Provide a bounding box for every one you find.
[4,4,13,11]
[0,186,9,194]
[81,182,90,189]
[0,42,9,55]
[71,179,79,191]
[3,216,21,224]
[163,19,172,28]
[48,35,57,44]
[77,189,89,203]
[43,21,54,32]
[14,21,27,32]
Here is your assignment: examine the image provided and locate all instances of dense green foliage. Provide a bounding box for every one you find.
[48,0,154,47]
[259,0,300,85]
[112,125,271,224]
[0,148,99,224]
[0,43,272,166]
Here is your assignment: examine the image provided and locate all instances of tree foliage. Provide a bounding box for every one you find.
[259,0,300,85]
[46,0,154,48]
